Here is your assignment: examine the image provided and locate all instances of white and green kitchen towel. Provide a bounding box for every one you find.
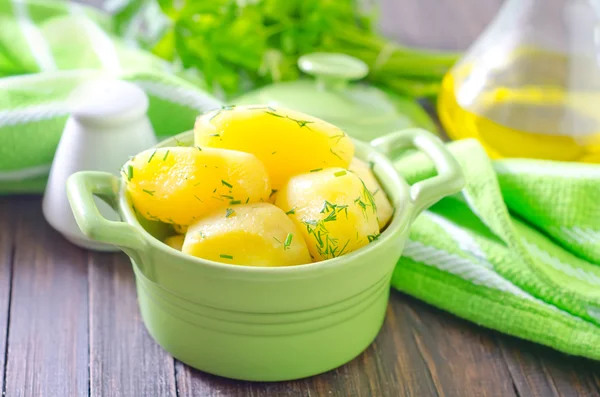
[0,0,220,193]
[3,0,600,360]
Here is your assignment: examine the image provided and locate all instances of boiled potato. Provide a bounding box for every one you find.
[194,105,355,189]
[123,147,270,225]
[183,203,311,267]
[164,235,184,251]
[275,168,380,261]
[349,158,394,229]
[173,224,188,234]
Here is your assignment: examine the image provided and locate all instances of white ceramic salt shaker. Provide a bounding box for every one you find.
[43,78,157,251]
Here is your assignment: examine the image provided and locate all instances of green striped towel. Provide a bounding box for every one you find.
[4,0,600,361]
[0,0,221,193]
[393,141,600,360]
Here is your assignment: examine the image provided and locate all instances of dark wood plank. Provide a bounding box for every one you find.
[3,197,89,397]
[88,252,177,397]
[0,198,17,395]
[179,292,505,397]
[389,292,517,397]
[498,337,600,397]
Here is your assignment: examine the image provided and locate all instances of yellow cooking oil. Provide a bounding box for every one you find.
[437,50,600,162]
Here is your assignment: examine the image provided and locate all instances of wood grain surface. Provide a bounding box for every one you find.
[2,1,600,396]
[1,196,599,397]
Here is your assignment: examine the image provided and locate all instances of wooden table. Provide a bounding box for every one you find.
[2,0,600,396]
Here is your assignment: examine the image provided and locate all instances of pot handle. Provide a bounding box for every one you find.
[67,171,146,252]
[370,128,464,218]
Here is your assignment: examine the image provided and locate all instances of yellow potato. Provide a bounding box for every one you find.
[183,203,311,267]
[275,168,380,261]
[194,105,354,189]
[123,147,270,225]
[164,235,184,251]
[349,158,394,229]
[173,224,188,234]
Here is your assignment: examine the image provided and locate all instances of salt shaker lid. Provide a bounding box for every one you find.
[67,78,149,126]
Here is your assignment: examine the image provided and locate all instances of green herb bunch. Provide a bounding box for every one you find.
[116,0,459,100]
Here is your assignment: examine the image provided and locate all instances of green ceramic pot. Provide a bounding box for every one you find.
[66,128,463,382]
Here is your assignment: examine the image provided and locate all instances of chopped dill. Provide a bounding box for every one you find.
[329,132,346,144]
[142,189,155,196]
[213,188,217,193]
[212,196,224,201]
[221,195,234,199]
[221,180,233,188]
[334,170,347,177]
[285,208,296,215]
[367,234,381,243]
[147,150,157,163]
[273,236,282,244]
[230,200,241,205]
[125,164,133,181]
[310,168,323,172]
[220,254,233,260]
[284,233,293,250]
[245,197,250,203]
[194,195,203,202]
[329,148,343,161]
[225,208,235,218]
[162,150,170,161]
[264,111,284,118]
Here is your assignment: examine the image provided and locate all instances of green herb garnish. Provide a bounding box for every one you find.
[334,170,347,177]
[221,195,234,199]
[142,189,155,196]
[284,233,293,250]
[329,133,346,144]
[221,180,233,188]
[265,111,284,118]
[245,197,250,203]
[196,146,202,151]
[225,208,235,218]
[367,234,381,243]
[329,148,343,161]
[125,164,134,181]
[270,189,278,198]
[285,208,296,215]
[230,200,241,205]
[162,150,170,161]
[194,195,203,202]
[147,150,157,163]
[220,254,233,260]
[310,168,323,173]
